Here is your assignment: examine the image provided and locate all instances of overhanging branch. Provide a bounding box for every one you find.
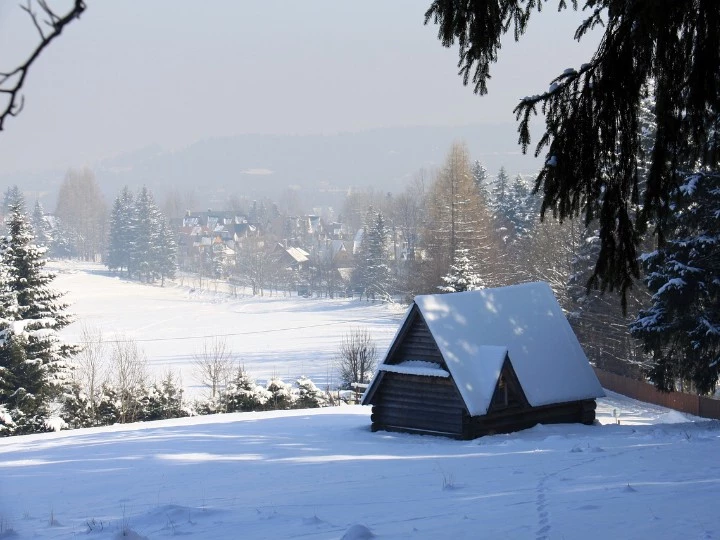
[0,0,86,131]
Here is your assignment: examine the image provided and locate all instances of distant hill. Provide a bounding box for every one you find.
[2,123,543,210]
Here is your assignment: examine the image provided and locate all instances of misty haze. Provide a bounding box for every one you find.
[1,2,719,540]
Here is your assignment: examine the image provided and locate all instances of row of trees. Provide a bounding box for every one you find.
[343,142,539,300]
[62,333,330,429]
[44,325,377,433]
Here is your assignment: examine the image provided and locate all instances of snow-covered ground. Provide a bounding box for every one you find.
[0,262,717,539]
[0,397,717,539]
[51,262,407,396]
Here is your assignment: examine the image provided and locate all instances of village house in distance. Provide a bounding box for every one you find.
[362,282,605,439]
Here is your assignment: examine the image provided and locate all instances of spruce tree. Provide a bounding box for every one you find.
[490,166,510,218]
[354,209,392,301]
[439,248,484,293]
[31,201,52,249]
[2,186,23,217]
[295,376,328,409]
[472,160,490,200]
[157,217,178,286]
[107,187,135,275]
[0,199,75,434]
[222,367,265,412]
[505,174,535,240]
[630,172,720,394]
[131,187,163,283]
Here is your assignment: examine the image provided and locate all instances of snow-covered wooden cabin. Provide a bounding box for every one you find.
[361,282,605,439]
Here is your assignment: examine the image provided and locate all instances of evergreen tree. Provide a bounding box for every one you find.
[505,174,536,240]
[439,248,484,293]
[157,217,178,286]
[353,208,392,301]
[630,172,720,394]
[295,376,328,409]
[1,200,74,376]
[130,187,160,282]
[471,160,489,200]
[265,378,294,410]
[0,335,49,434]
[0,199,75,435]
[426,1,720,301]
[489,166,513,242]
[31,201,52,249]
[121,186,176,284]
[222,367,266,412]
[2,186,23,217]
[107,187,135,275]
[60,382,94,429]
[490,166,510,217]
[138,373,186,421]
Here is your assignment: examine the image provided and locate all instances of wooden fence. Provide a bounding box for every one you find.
[594,368,720,420]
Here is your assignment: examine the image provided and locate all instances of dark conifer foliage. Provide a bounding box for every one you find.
[353,208,392,301]
[425,1,720,306]
[630,173,720,394]
[107,186,177,284]
[107,187,135,275]
[0,196,76,435]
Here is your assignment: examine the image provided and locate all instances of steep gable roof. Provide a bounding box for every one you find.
[414,282,603,412]
[364,282,604,416]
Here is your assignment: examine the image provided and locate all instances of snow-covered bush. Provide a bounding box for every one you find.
[221,368,269,413]
[60,382,95,429]
[295,376,328,409]
[265,378,295,410]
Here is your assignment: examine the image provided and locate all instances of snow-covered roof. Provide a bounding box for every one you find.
[412,282,604,414]
[379,360,450,378]
[447,346,508,416]
[285,247,309,264]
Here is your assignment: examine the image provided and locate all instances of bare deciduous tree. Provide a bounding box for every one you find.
[72,325,108,422]
[336,327,378,388]
[110,337,148,423]
[193,337,236,400]
[54,168,108,261]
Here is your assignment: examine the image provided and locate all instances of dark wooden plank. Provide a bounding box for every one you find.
[376,396,465,414]
[373,408,463,434]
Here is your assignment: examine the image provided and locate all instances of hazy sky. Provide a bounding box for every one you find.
[0,1,599,176]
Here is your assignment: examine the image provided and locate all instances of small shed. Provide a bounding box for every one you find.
[361,282,605,439]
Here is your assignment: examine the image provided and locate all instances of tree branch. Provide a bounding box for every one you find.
[0,0,86,131]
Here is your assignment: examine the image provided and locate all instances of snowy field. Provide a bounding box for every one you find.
[50,261,407,396]
[0,262,718,539]
[0,395,718,539]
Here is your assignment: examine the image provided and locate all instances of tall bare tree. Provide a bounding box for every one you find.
[72,325,108,423]
[109,337,148,424]
[423,142,499,291]
[55,168,107,261]
[193,337,236,400]
[336,327,378,387]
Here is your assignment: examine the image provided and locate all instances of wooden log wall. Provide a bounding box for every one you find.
[387,312,444,366]
[371,373,465,436]
[464,400,596,439]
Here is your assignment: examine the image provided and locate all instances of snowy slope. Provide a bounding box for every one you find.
[1,262,716,539]
[51,262,406,396]
[0,395,717,539]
